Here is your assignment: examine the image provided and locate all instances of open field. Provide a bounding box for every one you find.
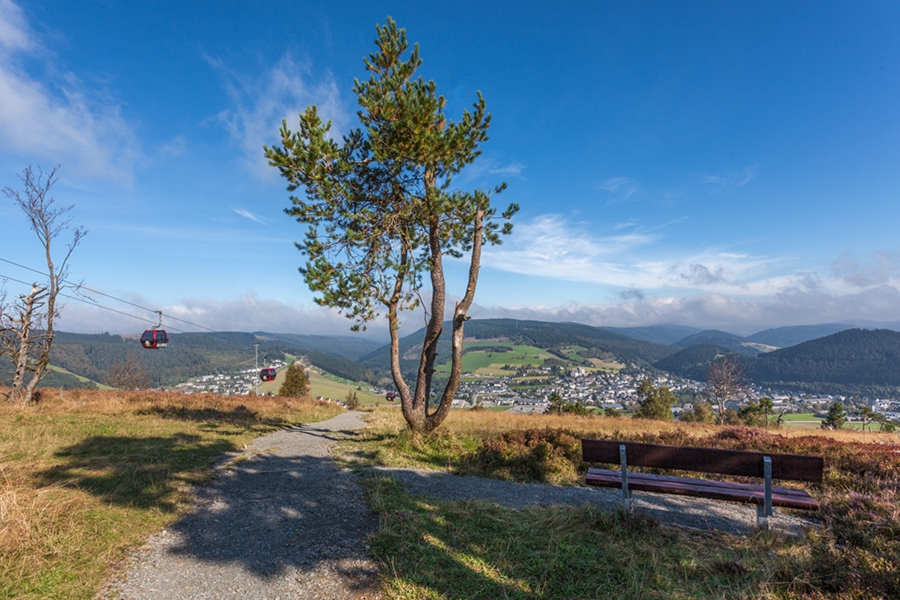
[436,344,554,376]
[4,391,898,599]
[778,412,894,431]
[0,389,341,600]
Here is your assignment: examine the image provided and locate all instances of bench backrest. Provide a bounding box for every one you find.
[582,439,824,483]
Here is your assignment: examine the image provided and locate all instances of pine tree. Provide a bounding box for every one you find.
[279,362,310,397]
[634,380,675,421]
[265,18,517,433]
[821,400,846,429]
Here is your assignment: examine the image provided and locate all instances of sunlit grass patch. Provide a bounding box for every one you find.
[355,407,900,598]
[365,475,789,599]
[0,388,342,600]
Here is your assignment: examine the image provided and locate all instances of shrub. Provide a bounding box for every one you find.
[472,428,582,484]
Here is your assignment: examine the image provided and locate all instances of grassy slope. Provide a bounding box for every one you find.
[348,408,900,600]
[0,389,342,600]
[255,361,385,405]
[46,364,113,390]
[435,343,622,377]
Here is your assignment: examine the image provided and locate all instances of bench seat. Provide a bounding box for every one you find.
[586,467,819,511]
[582,438,824,530]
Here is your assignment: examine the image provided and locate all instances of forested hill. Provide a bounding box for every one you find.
[600,324,702,345]
[743,324,854,348]
[652,344,734,381]
[749,328,900,387]
[358,318,677,371]
[672,330,763,355]
[41,331,372,388]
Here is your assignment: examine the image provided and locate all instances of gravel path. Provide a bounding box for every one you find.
[98,412,381,600]
[370,467,819,537]
[99,411,819,599]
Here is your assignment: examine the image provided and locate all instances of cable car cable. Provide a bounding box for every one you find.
[0,270,188,333]
[0,256,215,332]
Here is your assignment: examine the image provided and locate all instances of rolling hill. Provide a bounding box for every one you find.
[27,331,376,389]
[358,318,677,376]
[673,330,765,355]
[749,329,900,389]
[652,344,736,381]
[601,324,703,345]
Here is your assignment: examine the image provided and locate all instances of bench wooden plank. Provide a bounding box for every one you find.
[586,468,820,511]
[582,439,824,483]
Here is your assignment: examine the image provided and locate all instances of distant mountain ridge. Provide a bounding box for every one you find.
[654,328,900,396]
[7,320,900,397]
[744,324,855,348]
[673,330,763,355]
[599,324,702,345]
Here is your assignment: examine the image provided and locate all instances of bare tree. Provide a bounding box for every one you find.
[706,355,744,425]
[1,166,86,404]
[105,351,152,390]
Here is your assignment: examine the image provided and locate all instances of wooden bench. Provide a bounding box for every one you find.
[581,439,824,530]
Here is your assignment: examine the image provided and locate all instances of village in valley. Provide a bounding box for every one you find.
[170,347,900,427]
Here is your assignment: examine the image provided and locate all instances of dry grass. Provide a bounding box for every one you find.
[0,388,342,599]
[357,406,900,599]
[363,406,898,449]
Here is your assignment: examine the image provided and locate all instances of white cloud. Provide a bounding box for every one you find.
[0,0,139,182]
[210,53,349,179]
[232,208,268,225]
[831,251,900,288]
[159,135,188,158]
[488,161,525,177]
[468,283,900,334]
[483,214,784,294]
[0,0,31,52]
[702,165,756,190]
[599,176,639,201]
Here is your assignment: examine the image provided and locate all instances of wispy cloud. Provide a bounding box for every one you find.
[468,282,900,333]
[0,0,140,182]
[58,292,399,339]
[482,214,784,294]
[598,176,639,201]
[209,53,349,179]
[159,135,188,158]
[702,165,756,190]
[232,207,268,225]
[488,161,526,177]
[484,214,662,285]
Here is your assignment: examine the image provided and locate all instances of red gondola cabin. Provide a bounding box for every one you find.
[140,329,168,349]
[260,368,277,382]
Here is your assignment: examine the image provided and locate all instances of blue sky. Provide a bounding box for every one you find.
[1,0,898,339]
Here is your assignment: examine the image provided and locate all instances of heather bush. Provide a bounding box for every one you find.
[472,428,582,484]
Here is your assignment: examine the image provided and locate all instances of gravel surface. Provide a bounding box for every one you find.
[370,467,820,537]
[98,412,381,600]
[98,411,819,599]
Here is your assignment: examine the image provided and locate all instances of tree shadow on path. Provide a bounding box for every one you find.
[162,451,378,584]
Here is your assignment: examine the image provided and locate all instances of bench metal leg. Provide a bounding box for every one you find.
[757,456,773,530]
[620,444,632,513]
